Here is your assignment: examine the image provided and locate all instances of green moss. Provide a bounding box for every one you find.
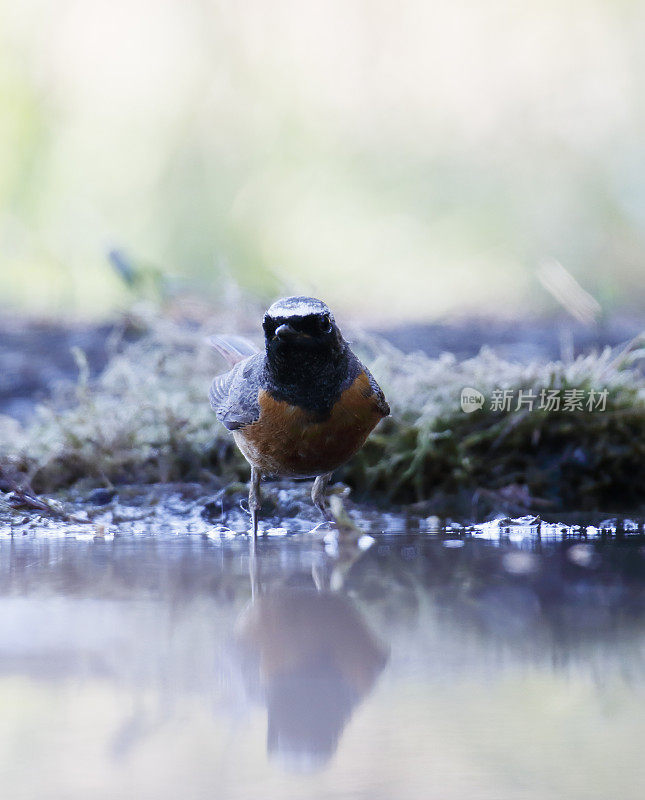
[344,336,645,512]
[1,317,644,514]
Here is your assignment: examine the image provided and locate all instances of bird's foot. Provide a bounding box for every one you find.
[311,473,333,523]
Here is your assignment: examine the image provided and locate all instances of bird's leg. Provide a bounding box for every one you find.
[249,467,262,537]
[311,472,333,521]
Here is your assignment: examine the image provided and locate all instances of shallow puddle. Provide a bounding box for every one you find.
[0,491,644,799]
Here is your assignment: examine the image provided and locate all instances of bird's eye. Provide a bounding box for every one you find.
[320,314,332,333]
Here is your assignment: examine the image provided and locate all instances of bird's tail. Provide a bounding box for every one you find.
[206,334,258,367]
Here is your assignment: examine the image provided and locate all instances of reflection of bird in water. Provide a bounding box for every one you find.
[236,586,387,770]
[237,507,387,770]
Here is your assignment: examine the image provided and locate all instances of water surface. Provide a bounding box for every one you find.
[0,499,644,800]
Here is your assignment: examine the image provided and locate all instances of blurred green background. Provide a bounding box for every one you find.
[1,0,644,323]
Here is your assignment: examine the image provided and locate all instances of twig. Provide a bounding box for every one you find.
[1,473,93,524]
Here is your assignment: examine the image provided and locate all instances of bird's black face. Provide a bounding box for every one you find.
[262,297,343,365]
[261,296,350,411]
[263,311,334,347]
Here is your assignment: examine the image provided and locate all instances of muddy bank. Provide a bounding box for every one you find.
[379,314,645,363]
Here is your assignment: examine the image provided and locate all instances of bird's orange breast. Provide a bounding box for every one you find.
[233,371,384,477]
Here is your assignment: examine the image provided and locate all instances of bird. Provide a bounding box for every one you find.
[208,296,390,535]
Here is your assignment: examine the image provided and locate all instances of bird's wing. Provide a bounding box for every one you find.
[207,334,258,367]
[209,352,264,431]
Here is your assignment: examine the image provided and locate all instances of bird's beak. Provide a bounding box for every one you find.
[275,323,300,341]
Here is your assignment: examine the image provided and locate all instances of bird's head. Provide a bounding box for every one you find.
[263,297,344,365]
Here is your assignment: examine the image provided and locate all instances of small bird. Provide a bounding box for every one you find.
[209,296,389,535]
